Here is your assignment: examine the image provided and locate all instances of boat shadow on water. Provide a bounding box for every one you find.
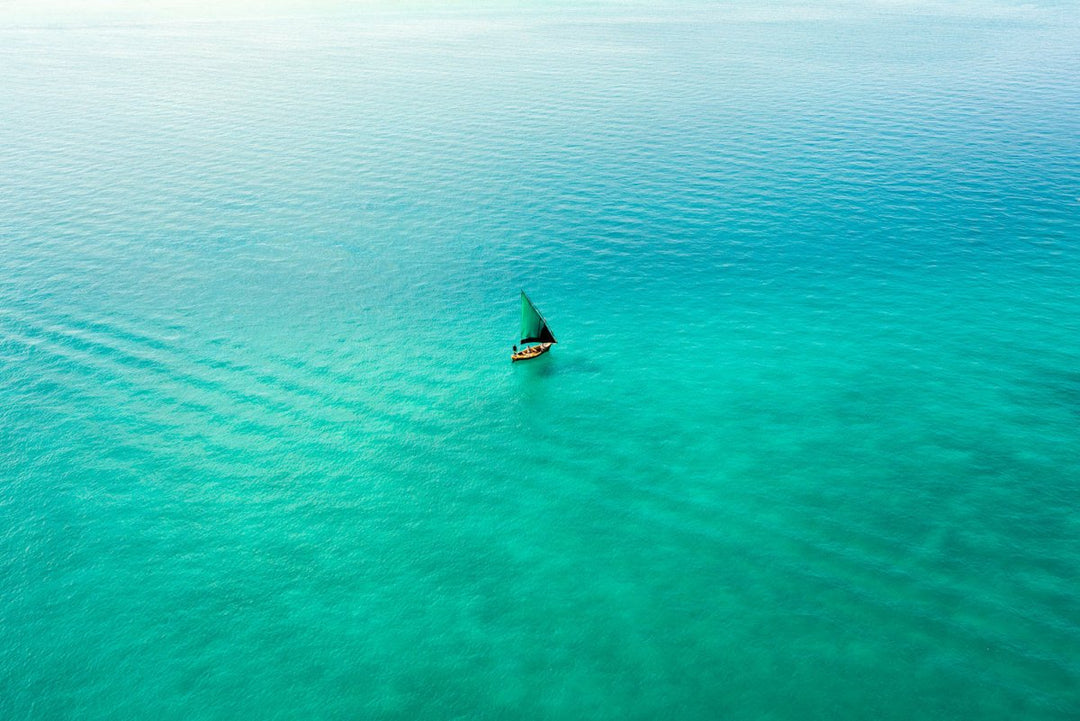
[512,353,602,379]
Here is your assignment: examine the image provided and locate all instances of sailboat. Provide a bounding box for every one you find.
[512,291,557,362]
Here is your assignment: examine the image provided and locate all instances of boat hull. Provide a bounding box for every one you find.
[511,343,552,362]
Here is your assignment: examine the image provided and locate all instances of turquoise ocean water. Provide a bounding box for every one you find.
[2,2,1078,718]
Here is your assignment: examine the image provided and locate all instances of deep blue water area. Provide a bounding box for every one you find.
[2,3,1078,719]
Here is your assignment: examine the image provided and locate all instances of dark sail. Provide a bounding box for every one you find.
[519,291,557,345]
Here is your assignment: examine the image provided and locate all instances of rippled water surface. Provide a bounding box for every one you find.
[2,2,1078,719]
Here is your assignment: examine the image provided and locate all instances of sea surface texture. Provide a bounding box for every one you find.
[2,2,1078,719]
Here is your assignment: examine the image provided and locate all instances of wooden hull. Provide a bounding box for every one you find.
[512,343,551,362]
